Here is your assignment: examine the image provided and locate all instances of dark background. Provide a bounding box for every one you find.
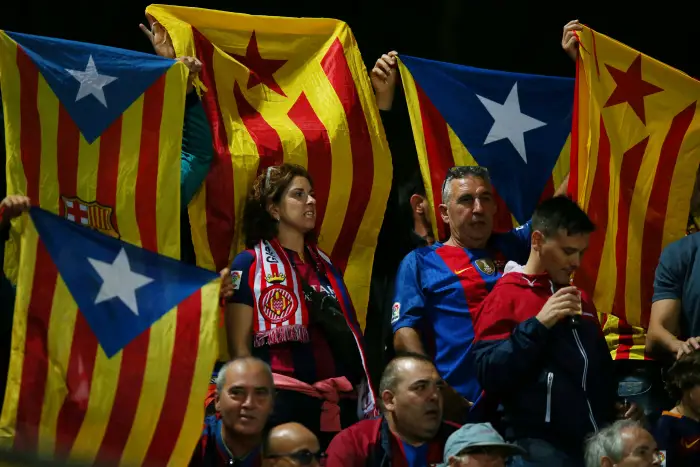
[4,1,695,79]
[5,1,694,172]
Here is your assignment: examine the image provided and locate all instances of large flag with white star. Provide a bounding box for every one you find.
[146,5,392,332]
[398,55,573,239]
[0,31,217,466]
[570,26,700,333]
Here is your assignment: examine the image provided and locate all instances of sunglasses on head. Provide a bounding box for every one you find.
[265,449,326,465]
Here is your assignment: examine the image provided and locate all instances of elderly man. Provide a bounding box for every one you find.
[392,167,568,418]
[325,352,459,466]
[190,356,275,466]
[262,423,324,467]
[442,423,525,466]
[584,420,662,467]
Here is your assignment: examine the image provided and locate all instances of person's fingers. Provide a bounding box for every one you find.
[372,68,388,81]
[139,24,155,42]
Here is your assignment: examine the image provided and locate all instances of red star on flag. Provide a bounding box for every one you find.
[230,31,288,97]
[604,54,663,125]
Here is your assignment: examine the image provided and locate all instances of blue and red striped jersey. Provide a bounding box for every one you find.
[391,222,531,401]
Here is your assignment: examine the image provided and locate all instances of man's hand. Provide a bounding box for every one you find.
[536,286,581,329]
[675,337,700,360]
[371,51,398,111]
[177,56,202,95]
[0,195,31,227]
[220,267,234,301]
[615,401,645,423]
[140,14,175,59]
[562,20,583,62]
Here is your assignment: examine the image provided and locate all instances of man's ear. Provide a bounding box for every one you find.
[381,390,396,412]
[439,203,449,225]
[531,230,545,252]
[601,456,615,467]
[410,194,425,215]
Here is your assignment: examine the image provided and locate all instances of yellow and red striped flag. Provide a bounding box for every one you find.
[570,26,700,329]
[147,5,392,332]
[0,31,220,466]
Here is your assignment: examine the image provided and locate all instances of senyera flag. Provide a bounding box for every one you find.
[570,26,700,328]
[0,31,220,466]
[146,4,392,332]
[398,55,573,240]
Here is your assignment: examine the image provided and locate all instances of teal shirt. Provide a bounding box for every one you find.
[181,94,214,209]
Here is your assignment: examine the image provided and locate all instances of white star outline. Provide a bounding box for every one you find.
[87,248,154,316]
[66,55,117,108]
[476,82,547,163]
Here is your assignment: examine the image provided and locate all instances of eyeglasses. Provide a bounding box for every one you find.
[265,449,326,465]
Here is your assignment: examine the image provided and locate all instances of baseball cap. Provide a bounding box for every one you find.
[442,423,526,464]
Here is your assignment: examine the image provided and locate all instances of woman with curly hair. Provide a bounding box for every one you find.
[224,163,376,445]
[654,350,700,466]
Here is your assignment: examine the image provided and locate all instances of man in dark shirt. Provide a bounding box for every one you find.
[325,352,458,467]
[364,50,433,386]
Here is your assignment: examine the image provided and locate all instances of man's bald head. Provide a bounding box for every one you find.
[262,423,322,466]
[216,356,274,394]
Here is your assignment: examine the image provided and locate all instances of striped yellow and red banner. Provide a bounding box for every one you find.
[0,31,219,466]
[147,5,392,332]
[570,26,700,329]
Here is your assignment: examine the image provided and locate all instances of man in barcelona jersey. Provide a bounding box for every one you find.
[392,166,567,420]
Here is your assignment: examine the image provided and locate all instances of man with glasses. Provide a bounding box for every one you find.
[262,423,324,467]
[584,420,662,467]
[392,166,567,420]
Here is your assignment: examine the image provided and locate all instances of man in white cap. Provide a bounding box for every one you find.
[442,423,525,466]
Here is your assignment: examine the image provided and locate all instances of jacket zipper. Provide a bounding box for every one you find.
[572,328,598,432]
[545,372,554,423]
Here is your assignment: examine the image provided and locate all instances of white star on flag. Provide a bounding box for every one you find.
[88,248,154,316]
[476,82,546,163]
[66,55,117,108]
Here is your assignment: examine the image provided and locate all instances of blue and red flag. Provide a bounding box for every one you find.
[0,31,220,466]
[398,55,573,238]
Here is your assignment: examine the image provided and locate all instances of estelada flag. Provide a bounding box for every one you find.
[570,26,700,327]
[0,32,220,466]
[398,55,573,240]
[146,5,392,331]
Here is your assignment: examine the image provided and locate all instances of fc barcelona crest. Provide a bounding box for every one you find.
[60,196,119,239]
[475,258,496,276]
[259,284,298,324]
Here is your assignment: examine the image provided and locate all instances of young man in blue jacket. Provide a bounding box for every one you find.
[472,196,641,467]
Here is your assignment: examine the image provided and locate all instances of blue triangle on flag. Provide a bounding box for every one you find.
[6,31,177,144]
[30,207,218,358]
[401,55,574,223]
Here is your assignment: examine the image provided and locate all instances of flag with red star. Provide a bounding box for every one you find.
[146,5,392,335]
[570,26,700,330]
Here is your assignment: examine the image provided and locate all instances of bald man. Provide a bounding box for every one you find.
[326,352,458,466]
[190,356,275,467]
[262,423,324,466]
